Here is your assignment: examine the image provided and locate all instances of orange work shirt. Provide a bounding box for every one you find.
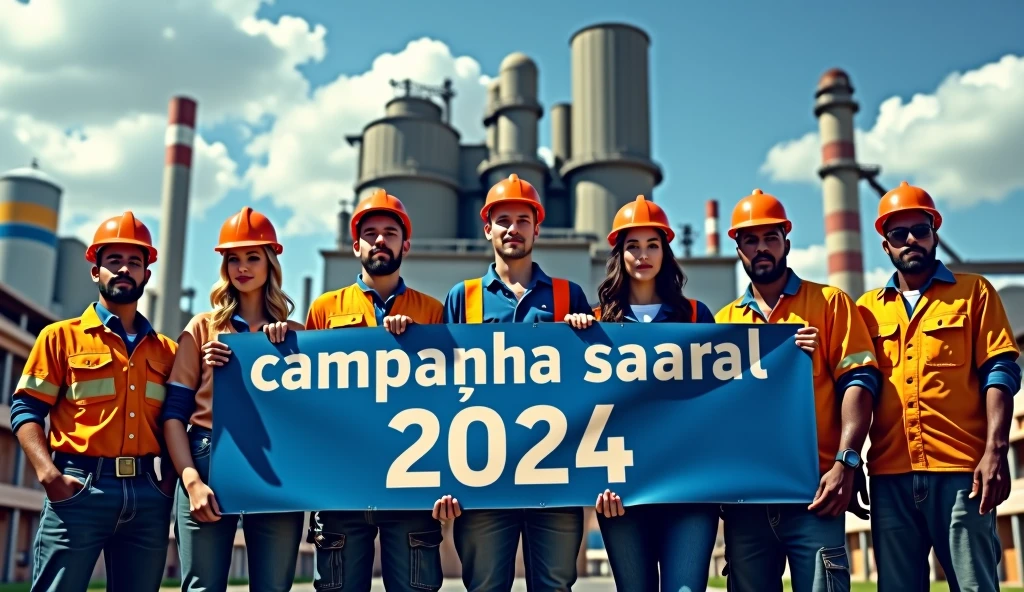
[856,264,1020,475]
[305,278,443,330]
[716,270,880,474]
[166,312,306,430]
[14,303,177,457]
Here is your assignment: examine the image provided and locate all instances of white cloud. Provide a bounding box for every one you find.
[761,54,1024,207]
[538,146,555,168]
[244,38,494,236]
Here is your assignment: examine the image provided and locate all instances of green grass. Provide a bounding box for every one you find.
[705,577,1024,591]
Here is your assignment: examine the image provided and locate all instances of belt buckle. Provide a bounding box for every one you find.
[115,457,136,478]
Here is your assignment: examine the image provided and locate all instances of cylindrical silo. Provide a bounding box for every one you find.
[563,23,663,239]
[478,53,548,211]
[355,97,462,239]
[815,68,864,297]
[484,80,501,156]
[0,164,62,307]
[53,237,96,317]
[551,103,572,167]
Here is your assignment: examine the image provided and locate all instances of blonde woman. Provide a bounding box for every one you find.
[161,207,304,592]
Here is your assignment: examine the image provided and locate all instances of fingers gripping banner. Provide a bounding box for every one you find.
[208,322,819,514]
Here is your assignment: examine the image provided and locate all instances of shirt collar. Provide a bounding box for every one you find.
[87,301,156,336]
[357,273,407,299]
[483,262,551,291]
[878,260,955,299]
[737,268,802,309]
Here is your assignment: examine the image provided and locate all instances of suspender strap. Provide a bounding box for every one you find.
[689,298,698,323]
[464,278,483,324]
[552,278,570,322]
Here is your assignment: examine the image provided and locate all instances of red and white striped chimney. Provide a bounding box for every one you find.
[154,96,198,336]
[705,199,720,256]
[815,69,864,297]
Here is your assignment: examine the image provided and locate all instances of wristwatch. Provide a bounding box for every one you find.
[835,448,862,469]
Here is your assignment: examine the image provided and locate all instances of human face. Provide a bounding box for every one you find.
[485,203,537,260]
[353,213,408,276]
[736,225,789,284]
[92,245,149,304]
[225,247,268,294]
[882,210,937,274]
[622,227,663,282]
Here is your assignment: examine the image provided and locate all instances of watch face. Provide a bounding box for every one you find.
[846,450,861,466]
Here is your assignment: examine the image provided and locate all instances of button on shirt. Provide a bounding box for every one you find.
[856,261,1022,475]
[444,263,593,323]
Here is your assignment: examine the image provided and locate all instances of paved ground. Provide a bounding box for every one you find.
[207,578,727,591]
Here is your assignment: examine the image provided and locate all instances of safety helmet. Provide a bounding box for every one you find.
[85,211,157,264]
[480,174,545,224]
[728,189,793,239]
[875,181,942,236]
[607,195,674,247]
[350,189,413,240]
[215,206,283,254]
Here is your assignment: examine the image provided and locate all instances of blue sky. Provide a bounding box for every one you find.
[2,0,1022,320]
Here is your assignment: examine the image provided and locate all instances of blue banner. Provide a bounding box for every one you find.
[208,322,819,514]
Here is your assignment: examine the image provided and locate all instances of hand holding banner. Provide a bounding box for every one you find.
[209,322,818,514]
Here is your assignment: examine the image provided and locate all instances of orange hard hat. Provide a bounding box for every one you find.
[215,206,283,254]
[607,195,674,246]
[85,211,157,264]
[875,181,942,235]
[728,189,793,239]
[350,189,413,240]
[481,174,545,224]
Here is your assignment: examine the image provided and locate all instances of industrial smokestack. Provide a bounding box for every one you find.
[815,69,864,297]
[301,276,313,320]
[155,96,197,336]
[705,199,720,256]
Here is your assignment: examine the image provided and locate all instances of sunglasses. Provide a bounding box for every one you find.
[885,223,933,245]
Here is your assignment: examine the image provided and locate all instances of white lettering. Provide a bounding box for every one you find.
[449,406,506,487]
[653,344,683,380]
[749,328,768,379]
[416,349,446,388]
[251,355,279,391]
[493,332,525,384]
[713,343,742,380]
[376,349,410,403]
[454,347,486,385]
[616,344,646,382]
[281,354,311,390]
[515,405,569,484]
[318,351,369,389]
[690,343,712,379]
[584,344,613,382]
[386,409,441,488]
[530,346,560,384]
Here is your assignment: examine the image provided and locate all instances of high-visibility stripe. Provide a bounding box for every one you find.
[16,374,60,397]
[145,381,166,403]
[552,278,569,322]
[465,278,483,324]
[836,350,878,371]
[68,378,116,401]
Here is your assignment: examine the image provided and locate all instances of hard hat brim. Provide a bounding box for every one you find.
[214,240,284,254]
[727,218,793,239]
[350,208,413,240]
[86,239,158,264]
[607,222,675,247]
[480,198,546,225]
[874,207,943,236]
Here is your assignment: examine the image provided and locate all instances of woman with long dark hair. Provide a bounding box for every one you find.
[565,195,719,591]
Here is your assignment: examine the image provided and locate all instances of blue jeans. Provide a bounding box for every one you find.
[453,507,583,592]
[871,472,1001,592]
[597,503,719,591]
[31,452,174,592]
[175,427,304,592]
[722,503,849,592]
[308,509,443,591]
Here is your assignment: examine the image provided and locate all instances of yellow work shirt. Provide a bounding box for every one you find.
[716,270,880,474]
[14,303,177,457]
[306,276,443,330]
[856,264,1020,475]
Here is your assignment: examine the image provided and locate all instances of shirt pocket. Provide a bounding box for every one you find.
[144,358,172,408]
[921,313,967,367]
[66,352,117,406]
[328,313,368,329]
[869,323,900,370]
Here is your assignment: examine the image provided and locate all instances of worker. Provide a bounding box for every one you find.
[855,181,1021,591]
[563,195,720,591]
[160,207,305,592]
[714,190,880,592]
[304,189,449,592]
[9,212,178,590]
[442,173,592,592]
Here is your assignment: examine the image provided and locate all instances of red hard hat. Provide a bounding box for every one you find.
[85,212,157,264]
[481,174,545,224]
[215,206,283,254]
[607,195,674,246]
[350,189,413,239]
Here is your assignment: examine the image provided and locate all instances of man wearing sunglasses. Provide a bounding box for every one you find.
[856,181,1021,591]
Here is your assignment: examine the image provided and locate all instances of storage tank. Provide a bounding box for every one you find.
[355,97,462,239]
[458,145,488,238]
[484,80,501,156]
[563,23,663,239]
[551,103,572,168]
[0,164,62,308]
[53,237,96,317]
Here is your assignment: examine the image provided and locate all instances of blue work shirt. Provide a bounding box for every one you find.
[615,300,717,324]
[357,273,408,326]
[443,263,592,323]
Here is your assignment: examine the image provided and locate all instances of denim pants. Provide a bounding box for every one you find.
[871,472,1001,592]
[174,427,304,592]
[308,509,443,591]
[31,452,174,592]
[722,503,849,592]
[597,503,719,592]
[453,507,584,592]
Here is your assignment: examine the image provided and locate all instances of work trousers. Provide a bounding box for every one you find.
[871,472,1002,592]
[722,503,849,592]
[597,502,719,592]
[174,427,304,592]
[308,509,444,592]
[30,452,174,592]
[453,507,584,592]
